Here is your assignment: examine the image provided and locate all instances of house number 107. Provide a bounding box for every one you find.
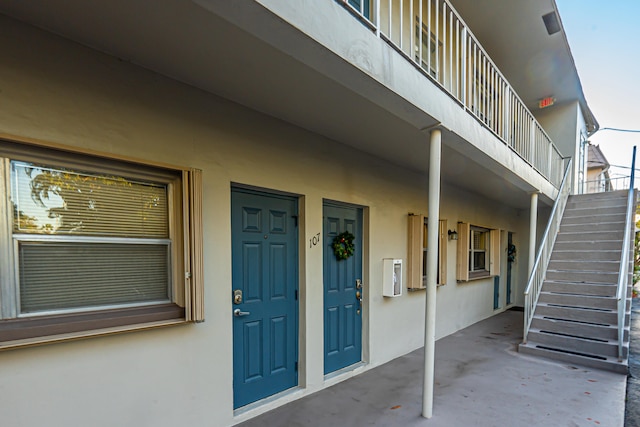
[310,233,321,248]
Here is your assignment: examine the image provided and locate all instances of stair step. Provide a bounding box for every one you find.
[551,250,621,261]
[560,221,626,233]
[535,303,618,324]
[563,206,627,217]
[561,213,626,225]
[538,292,617,309]
[527,329,624,358]
[542,281,619,297]
[518,341,628,374]
[547,260,620,272]
[553,240,624,251]
[555,230,624,242]
[566,198,627,209]
[565,203,627,213]
[545,270,618,284]
[530,316,627,341]
[568,190,627,200]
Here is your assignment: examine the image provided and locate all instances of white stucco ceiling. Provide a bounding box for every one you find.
[0,0,572,208]
[450,0,597,133]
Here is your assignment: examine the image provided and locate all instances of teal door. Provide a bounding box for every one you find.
[506,232,514,305]
[323,202,363,375]
[232,189,298,409]
[348,0,370,18]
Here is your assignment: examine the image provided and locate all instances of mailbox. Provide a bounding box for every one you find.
[383,258,403,297]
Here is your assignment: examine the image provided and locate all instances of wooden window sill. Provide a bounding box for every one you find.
[0,303,185,346]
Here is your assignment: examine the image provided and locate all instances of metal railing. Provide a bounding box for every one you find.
[584,174,632,194]
[523,158,573,343]
[338,0,565,188]
[617,146,636,361]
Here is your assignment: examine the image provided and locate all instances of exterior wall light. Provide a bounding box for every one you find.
[448,230,458,241]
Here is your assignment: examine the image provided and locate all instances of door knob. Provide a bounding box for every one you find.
[234,309,250,317]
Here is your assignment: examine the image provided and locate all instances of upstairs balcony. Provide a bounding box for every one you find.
[0,0,593,207]
[340,0,565,188]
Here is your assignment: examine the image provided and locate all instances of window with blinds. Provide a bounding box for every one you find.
[11,162,171,314]
[0,139,204,349]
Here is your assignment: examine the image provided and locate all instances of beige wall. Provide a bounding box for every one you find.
[0,17,530,426]
[535,101,587,192]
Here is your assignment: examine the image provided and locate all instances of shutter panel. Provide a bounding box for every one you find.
[456,222,469,281]
[438,219,447,285]
[184,168,204,322]
[490,228,501,276]
[407,214,425,290]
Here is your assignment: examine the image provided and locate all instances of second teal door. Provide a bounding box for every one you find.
[323,201,363,375]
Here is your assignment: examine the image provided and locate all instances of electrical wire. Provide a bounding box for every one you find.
[599,127,640,133]
[606,164,640,172]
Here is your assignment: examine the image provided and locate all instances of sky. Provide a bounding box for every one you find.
[555,0,640,187]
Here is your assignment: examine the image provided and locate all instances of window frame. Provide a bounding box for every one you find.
[469,226,489,274]
[414,18,442,80]
[456,222,500,282]
[0,138,204,349]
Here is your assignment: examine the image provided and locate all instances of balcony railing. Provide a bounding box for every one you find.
[523,158,572,343]
[584,174,632,194]
[616,147,636,361]
[339,0,565,187]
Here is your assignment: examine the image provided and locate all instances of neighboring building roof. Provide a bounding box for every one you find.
[587,144,610,171]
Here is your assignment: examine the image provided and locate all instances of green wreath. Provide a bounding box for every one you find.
[332,231,355,261]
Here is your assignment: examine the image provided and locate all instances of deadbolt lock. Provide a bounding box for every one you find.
[233,289,243,305]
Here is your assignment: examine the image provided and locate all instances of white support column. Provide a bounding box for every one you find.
[422,128,441,419]
[528,192,539,276]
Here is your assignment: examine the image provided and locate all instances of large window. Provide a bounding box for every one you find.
[456,222,500,281]
[0,139,203,349]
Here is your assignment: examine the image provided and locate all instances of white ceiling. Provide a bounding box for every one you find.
[0,0,582,208]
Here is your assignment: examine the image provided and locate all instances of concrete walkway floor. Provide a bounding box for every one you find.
[238,310,626,427]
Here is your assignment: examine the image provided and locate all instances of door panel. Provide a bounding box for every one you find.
[323,202,363,374]
[232,189,298,409]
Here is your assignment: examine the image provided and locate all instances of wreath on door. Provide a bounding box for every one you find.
[332,231,355,261]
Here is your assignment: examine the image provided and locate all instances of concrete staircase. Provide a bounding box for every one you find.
[519,190,633,373]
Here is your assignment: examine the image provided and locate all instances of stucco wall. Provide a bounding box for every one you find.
[0,17,530,427]
[535,101,587,192]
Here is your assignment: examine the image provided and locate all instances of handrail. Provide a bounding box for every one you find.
[617,146,636,361]
[523,158,573,343]
[337,0,565,188]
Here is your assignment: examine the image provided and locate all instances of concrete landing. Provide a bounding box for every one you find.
[237,310,626,427]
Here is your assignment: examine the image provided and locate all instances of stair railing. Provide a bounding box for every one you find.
[617,146,636,361]
[523,158,573,343]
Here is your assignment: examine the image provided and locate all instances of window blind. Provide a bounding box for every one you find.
[11,161,168,238]
[18,242,169,313]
